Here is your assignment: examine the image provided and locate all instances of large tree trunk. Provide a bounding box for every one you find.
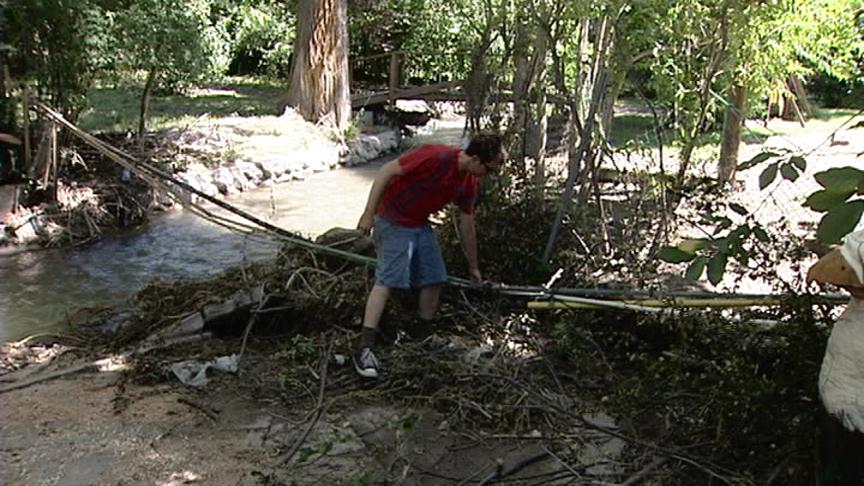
[780,75,811,125]
[285,0,350,129]
[717,84,748,184]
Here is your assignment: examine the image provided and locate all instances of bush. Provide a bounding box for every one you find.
[225,2,295,77]
[809,73,864,108]
[551,301,831,484]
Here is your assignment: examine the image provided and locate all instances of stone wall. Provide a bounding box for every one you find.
[171,128,400,206]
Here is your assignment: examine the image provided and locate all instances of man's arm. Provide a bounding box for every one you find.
[357,159,404,235]
[459,212,482,282]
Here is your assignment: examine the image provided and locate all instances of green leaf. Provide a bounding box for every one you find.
[780,162,800,182]
[728,203,748,216]
[707,253,729,285]
[814,167,864,193]
[685,256,708,281]
[804,189,855,212]
[677,238,711,253]
[738,152,778,171]
[714,217,734,233]
[753,226,770,242]
[789,156,806,172]
[658,246,697,263]
[816,200,864,244]
[759,163,779,190]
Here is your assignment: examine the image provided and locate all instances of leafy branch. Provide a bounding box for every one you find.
[659,151,864,285]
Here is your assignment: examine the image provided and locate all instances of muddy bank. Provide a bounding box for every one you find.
[0,249,628,486]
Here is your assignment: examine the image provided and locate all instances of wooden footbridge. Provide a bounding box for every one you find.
[349,51,466,109]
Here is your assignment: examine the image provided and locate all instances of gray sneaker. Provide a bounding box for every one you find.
[353,347,381,379]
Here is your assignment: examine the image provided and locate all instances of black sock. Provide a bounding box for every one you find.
[360,327,377,349]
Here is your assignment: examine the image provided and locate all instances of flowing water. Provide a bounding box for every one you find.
[0,121,465,342]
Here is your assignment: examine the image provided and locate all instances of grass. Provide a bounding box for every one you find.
[742,106,864,139]
[78,76,285,133]
[606,102,863,176]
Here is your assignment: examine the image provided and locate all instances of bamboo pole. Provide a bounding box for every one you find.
[528,297,801,310]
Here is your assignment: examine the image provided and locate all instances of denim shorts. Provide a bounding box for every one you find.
[373,216,447,289]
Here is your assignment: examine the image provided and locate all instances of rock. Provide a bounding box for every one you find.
[236,160,264,185]
[212,167,239,195]
[316,227,375,257]
[254,161,273,181]
[151,188,175,209]
[228,166,253,191]
[315,227,375,272]
[395,99,431,113]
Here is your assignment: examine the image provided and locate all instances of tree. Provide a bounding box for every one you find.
[5,0,112,119]
[716,0,863,184]
[284,0,350,130]
[113,0,228,138]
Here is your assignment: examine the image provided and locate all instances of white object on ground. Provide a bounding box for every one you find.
[171,354,239,388]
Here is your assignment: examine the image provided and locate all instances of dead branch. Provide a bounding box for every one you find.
[275,343,333,465]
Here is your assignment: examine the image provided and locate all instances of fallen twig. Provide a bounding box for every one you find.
[462,373,742,484]
[276,343,333,465]
[0,333,212,394]
[620,456,669,486]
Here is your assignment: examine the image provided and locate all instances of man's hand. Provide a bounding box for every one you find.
[357,211,374,236]
[469,267,483,283]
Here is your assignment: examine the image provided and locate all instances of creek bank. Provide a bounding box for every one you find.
[0,234,629,485]
[0,107,404,251]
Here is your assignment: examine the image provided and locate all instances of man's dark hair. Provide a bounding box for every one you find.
[465,133,503,164]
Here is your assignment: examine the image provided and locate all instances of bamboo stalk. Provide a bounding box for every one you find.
[528,297,828,310]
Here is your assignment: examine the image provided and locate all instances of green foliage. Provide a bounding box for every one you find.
[661,152,864,285]
[659,215,758,286]
[112,0,229,91]
[274,334,319,387]
[6,0,114,116]
[761,159,864,244]
[438,189,557,285]
[224,1,295,77]
[348,0,495,84]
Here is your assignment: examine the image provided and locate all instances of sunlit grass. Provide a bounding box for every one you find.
[79,76,285,133]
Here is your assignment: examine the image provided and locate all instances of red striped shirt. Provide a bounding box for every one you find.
[376,144,479,227]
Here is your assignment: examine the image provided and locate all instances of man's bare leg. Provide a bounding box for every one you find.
[418,285,441,320]
[360,284,391,347]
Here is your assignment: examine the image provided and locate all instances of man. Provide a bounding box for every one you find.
[354,133,504,378]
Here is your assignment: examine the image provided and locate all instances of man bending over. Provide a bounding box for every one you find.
[354,133,504,378]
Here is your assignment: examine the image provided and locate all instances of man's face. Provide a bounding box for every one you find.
[477,150,504,175]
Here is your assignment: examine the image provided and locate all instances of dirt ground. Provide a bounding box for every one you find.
[0,332,626,486]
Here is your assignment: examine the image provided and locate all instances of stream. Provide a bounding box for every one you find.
[0,121,464,342]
